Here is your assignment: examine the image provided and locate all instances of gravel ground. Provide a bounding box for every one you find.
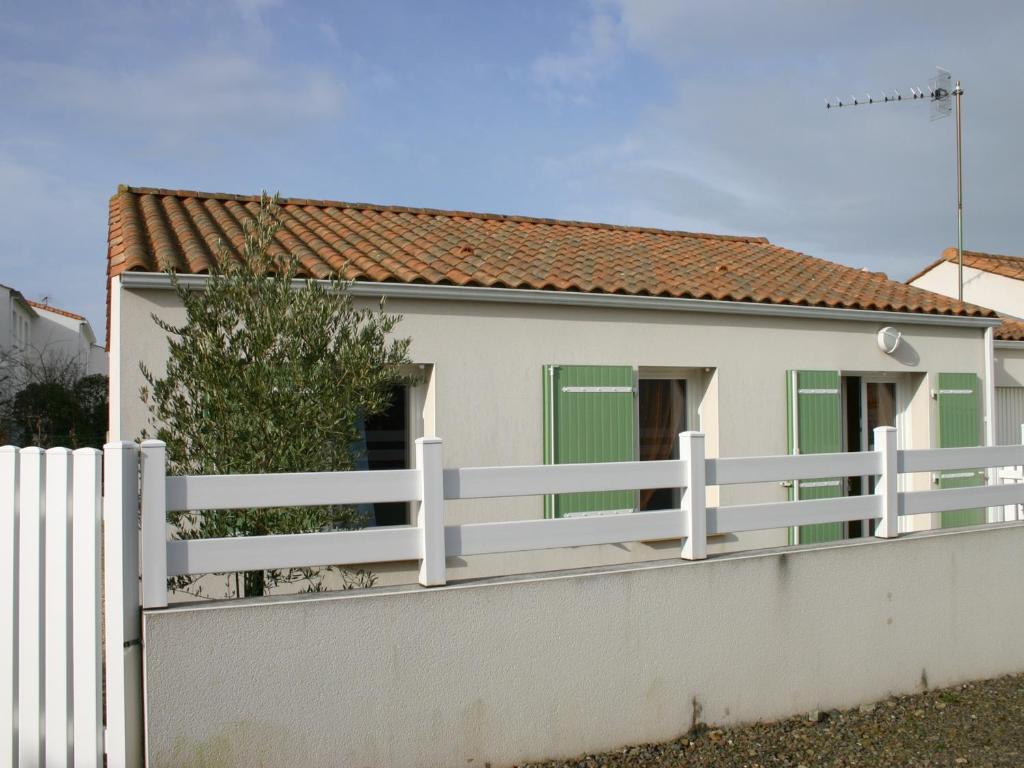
[518,673,1024,768]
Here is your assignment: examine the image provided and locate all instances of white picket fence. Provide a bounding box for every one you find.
[138,427,1024,609]
[2,444,143,768]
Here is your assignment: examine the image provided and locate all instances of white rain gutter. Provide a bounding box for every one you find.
[118,272,1002,329]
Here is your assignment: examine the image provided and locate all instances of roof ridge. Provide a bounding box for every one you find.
[946,246,1024,262]
[115,184,771,245]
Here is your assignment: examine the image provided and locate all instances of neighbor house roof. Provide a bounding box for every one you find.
[27,300,86,322]
[108,186,994,318]
[996,316,1024,341]
[908,246,1024,284]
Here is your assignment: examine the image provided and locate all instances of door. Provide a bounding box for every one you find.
[847,379,897,537]
[787,370,844,544]
[937,373,985,528]
[543,365,636,517]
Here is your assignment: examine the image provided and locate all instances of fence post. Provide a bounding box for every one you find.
[17,447,44,767]
[103,442,143,768]
[680,431,707,561]
[44,447,72,768]
[72,448,103,767]
[873,426,899,539]
[0,446,17,768]
[415,437,446,586]
[1014,423,1024,523]
[140,440,168,610]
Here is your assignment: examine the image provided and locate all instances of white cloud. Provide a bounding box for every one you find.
[5,53,345,148]
[540,0,1024,279]
[318,21,341,48]
[230,0,283,26]
[532,10,622,98]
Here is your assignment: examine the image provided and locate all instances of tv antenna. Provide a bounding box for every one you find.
[826,68,966,301]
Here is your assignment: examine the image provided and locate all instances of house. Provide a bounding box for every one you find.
[0,283,107,381]
[107,186,1001,584]
[908,248,1024,445]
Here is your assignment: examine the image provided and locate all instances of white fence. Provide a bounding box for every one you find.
[2,444,143,768]
[138,427,1024,609]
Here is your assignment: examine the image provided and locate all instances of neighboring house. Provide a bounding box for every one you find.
[107,186,1001,583]
[909,248,1024,446]
[0,283,107,379]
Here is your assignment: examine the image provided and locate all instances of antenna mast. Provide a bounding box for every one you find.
[826,68,965,301]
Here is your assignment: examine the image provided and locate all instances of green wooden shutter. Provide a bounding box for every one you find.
[543,365,636,518]
[787,370,844,544]
[937,373,985,528]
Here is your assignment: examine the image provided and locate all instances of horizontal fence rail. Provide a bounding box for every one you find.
[442,460,683,500]
[135,427,1024,608]
[706,451,881,486]
[707,494,883,536]
[166,468,422,511]
[899,444,1024,473]
[446,509,682,557]
[166,526,421,577]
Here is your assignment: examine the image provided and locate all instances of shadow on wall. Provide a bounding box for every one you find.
[890,340,920,367]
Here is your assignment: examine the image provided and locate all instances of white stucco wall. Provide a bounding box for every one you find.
[112,278,993,583]
[30,305,107,376]
[1,291,35,359]
[995,343,1024,387]
[113,280,990,470]
[911,260,1024,319]
[142,523,1024,768]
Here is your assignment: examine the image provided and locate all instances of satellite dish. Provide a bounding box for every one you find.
[877,327,903,354]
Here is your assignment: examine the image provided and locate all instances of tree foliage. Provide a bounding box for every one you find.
[0,345,107,448]
[140,193,413,596]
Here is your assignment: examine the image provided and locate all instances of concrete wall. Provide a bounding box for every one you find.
[912,260,1024,319]
[143,522,1024,768]
[113,279,991,583]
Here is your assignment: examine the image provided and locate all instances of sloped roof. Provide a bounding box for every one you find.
[908,246,1024,284]
[996,316,1024,341]
[107,186,994,318]
[27,300,85,321]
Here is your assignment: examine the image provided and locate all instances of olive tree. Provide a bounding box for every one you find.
[141,193,412,597]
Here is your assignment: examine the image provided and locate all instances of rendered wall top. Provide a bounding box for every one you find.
[143,523,1024,768]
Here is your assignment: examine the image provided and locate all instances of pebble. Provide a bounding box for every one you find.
[519,673,1024,768]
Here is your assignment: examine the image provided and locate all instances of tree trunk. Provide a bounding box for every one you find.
[243,570,265,597]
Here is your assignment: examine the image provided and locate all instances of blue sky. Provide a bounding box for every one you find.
[3,0,1023,338]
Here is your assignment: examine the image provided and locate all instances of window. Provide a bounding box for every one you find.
[351,367,431,526]
[638,378,687,511]
[542,365,698,517]
[362,385,410,526]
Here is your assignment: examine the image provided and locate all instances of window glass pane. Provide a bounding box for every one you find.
[639,379,686,511]
[866,382,897,441]
[363,386,409,526]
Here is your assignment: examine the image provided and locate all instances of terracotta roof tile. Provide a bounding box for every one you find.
[26,300,85,321]
[107,186,995,319]
[996,316,1024,341]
